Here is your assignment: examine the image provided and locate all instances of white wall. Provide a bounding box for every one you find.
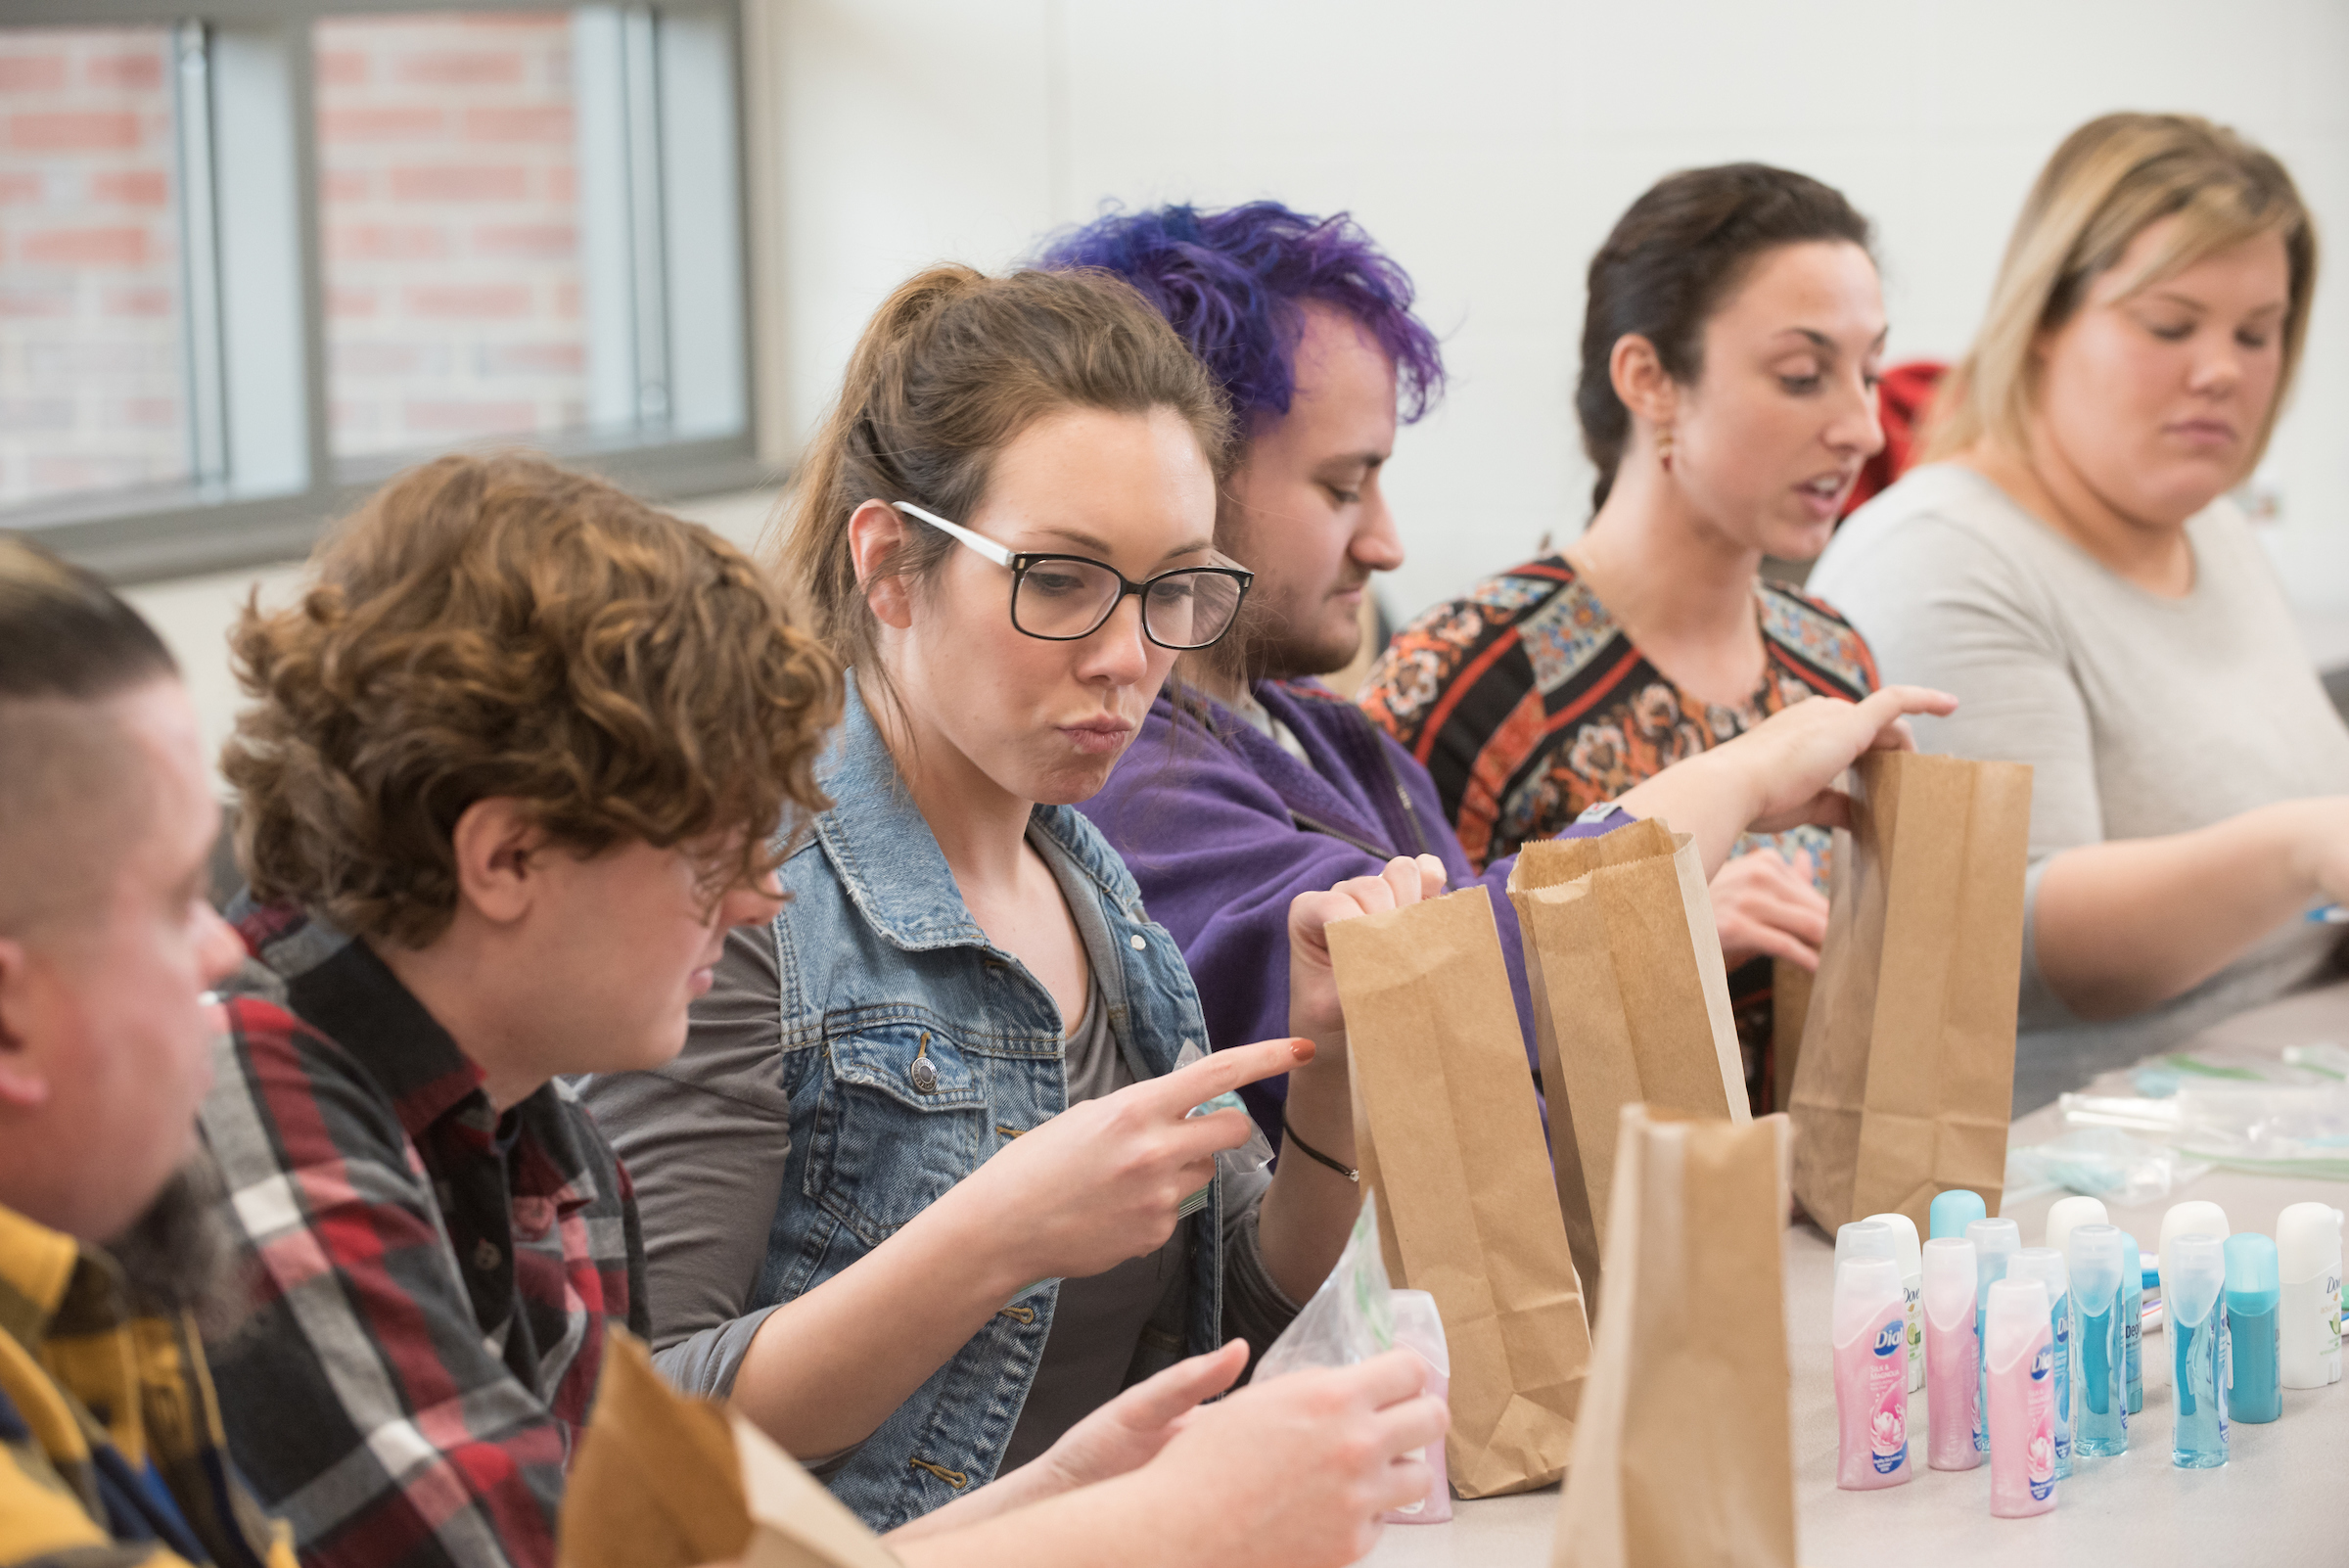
[756,0,2349,625]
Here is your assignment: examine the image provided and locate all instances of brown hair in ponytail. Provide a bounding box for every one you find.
[775,264,1233,703]
[1577,164,1874,513]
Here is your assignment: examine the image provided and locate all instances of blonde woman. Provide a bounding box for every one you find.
[1811,114,2347,1107]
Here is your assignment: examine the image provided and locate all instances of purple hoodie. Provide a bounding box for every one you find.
[1080,677,1626,1145]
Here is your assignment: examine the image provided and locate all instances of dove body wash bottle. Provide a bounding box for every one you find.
[1922,1237,1982,1469]
[1834,1255,1912,1489]
[1966,1218,2022,1455]
[2068,1224,2128,1457]
[2122,1231,2144,1415]
[1986,1277,2057,1518]
[1865,1212,1925,1393]
[2169,1235,2230,1469]
[2009,1249,2073,1479]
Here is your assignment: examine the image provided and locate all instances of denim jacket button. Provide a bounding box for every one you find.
[1128,934,1147,951]
[909,1057,940,1094]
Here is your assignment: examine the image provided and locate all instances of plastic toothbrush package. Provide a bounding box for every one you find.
[2003,1127,2213,1207]
[2052,1044,2349,1183]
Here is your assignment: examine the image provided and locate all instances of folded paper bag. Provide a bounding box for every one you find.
[1553,1107,1795,1568]
[1508,816,1749,1309]
[1787,750,2032,1233]
[560,1331,901,1568]
[1329,883,1590,1499]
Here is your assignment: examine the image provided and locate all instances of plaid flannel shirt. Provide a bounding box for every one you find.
[200,907,648,1568]
[0,1200,296,1568]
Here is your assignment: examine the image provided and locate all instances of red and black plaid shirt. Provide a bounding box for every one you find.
[199,906,647,1568]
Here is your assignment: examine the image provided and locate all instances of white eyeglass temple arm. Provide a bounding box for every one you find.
[893,501,1014,567]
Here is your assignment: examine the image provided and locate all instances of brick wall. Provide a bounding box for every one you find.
[317,12,588,458]
[0,26,184,508]
[0,13,591,509]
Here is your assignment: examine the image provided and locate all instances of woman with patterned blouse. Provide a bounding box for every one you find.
[1359,164,1890,1107]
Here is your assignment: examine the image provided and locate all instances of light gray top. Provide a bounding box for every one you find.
[998,847,1189,1469]
[1808,464,2349,1107]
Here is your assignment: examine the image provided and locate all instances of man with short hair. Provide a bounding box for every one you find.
[1044,204,1948,1141]
[0,535,292,1568]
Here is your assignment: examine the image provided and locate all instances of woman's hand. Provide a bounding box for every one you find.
[1138,1347,1447,1568]
[1710,847,1828,971]
[1728,684,1958,834]
[894,1344,1253,1542]
[1615,684,1957,879]
[942,1037,1310,1287]
[1032,1342,1248,1494]
[1286,853,1449,1048]
[888,1347,1447,1568]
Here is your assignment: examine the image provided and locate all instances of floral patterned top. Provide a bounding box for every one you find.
[1357,555,1878,1109]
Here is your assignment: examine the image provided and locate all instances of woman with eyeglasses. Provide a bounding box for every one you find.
[580,265,1446,1549]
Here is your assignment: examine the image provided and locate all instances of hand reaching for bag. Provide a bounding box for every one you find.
[1711,847,1828,972]
[1730,684,1958,835]
[1614,684,1958,881]
[1287,853,1450,1049]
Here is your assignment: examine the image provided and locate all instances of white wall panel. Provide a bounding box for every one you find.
[757,0,2349,621]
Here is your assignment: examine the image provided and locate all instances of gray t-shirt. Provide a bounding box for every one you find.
[1810,463,2349,1107]
[580,820,1298,1462]
[997,838,1187,1469]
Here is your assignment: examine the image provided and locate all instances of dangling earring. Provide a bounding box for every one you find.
[1656,425,1675,472]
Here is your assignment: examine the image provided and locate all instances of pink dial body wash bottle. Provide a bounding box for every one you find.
[1834,1255,1912,1489]
[1986,1276,2057,1518]
[1922,1236,1982,1469]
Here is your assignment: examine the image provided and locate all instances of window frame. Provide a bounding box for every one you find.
[2,0,764,584]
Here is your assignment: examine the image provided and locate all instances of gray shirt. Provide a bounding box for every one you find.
[1810,464,2349,1108]
[998,837,1188,1469]
[582,822,1297,1459]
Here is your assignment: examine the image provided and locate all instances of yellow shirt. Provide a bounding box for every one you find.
[0,1201,295,1568]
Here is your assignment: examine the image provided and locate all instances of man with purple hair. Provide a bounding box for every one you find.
[1041,202,1948,1151]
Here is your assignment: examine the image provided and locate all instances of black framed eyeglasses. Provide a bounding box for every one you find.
[894,501,1253,650]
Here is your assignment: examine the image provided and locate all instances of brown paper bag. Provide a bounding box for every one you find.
[1553,1107,1795,1568]
[561,1332,901,1568]
[1787,751,2033,1233]
[1509,816,1750,1307]
[1771,958,1812,1117]
[1329,884,1592,1499]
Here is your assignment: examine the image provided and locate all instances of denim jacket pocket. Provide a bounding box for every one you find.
[806,1019,992,1249]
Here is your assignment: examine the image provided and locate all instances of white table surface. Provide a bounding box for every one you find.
[1363,982,2349,1567]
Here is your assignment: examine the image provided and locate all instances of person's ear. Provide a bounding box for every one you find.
[1609,332,1681,433]
[448,799,546,927]
[0,938,54,1111]
[847,499,916,631]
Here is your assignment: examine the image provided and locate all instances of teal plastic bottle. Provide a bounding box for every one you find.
[1931,1189,1987,1241]
[2225,1233,2281,1424]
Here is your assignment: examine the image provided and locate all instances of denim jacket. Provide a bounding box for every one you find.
[583,678,1267,1528]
